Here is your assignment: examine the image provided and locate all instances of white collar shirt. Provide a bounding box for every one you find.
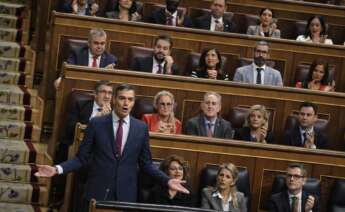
[252,63,266,85]
[152,57,166,74]
[90,101,102,120]
[112,111,130,154]
[88,50,101,67]
[212,191,232,211]
[210,16,223,31]
[288,191,303,212]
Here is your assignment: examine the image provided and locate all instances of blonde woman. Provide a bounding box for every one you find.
[142,90,181,134]
[201,163,247,212]
[234,105,273,144]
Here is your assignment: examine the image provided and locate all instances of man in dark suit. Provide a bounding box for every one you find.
[130,35,180,75]
[194,0,237,33]
[149,0,192,27]
[283,102,328,149]
[268,163,320,212]
[35,84,189,211]
[184,92,233,139]
[54,28,117,88]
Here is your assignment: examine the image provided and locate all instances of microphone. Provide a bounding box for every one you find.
[103,188,110,201]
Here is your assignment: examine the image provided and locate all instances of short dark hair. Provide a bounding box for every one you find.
[198,48,222,73]
[305,16,327,38]
[114,0,138,15]
[259,8,274,17]
[299,101,318,114]
[306,59,330,85]
[114,83,136,97]
[95,80,112,93]
[159,154,189,181]
[154,35,173,49]
[287,163,307,177]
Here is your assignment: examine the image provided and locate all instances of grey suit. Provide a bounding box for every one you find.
[201,187,247,212]
[183,114,233,139]
[233,63,283,87]
[246,25,281,38]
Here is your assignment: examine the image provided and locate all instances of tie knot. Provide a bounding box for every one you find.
[97,108,102,112]
[118,119,123,124]
[291,196,298,200]
[256,68,263,72]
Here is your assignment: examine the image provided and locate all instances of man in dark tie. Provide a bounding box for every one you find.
[35,84,189,211]
[268,163,320,212]
[54,28,117,89]
[183,91,233,139]
[130,35,180,75]
[283,102,328,149]
[233,40,283,86]
[194,0,237,33]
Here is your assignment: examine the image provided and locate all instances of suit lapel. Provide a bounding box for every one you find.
[213,118,222,138]
[100,53,106,68]
[198,115,207,136]
[206,15,212,30]
[121,117,135,158]
[283,191,292,212]
[294,126,303,146]
[81,46,89,66]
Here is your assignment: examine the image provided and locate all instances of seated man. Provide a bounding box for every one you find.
[129,35,179,75]
[233,41,283,87]
[194,0,237,32]
[57,80,113,162]
[268,163,320,212]
[283,102,328,149]
[183,92,233,139]
[54,28,117,88]
[149,0,192,27]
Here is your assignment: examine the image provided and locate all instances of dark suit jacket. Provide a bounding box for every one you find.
[283,125,328,149]
[61,99,94,146]
[148,184,193,207]
[268,190,320,212]
[149,8,192,27]
[67,45,117,67]
[60,114,170,202]
[61,3,92,15]
[194,14,237,33]
[234,127,274,144]
[130,56,180,75]
[183,114,233,139]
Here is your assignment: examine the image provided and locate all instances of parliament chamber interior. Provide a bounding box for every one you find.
[0,0,345,211]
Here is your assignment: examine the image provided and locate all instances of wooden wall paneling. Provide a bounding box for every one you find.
[108,40,145,69]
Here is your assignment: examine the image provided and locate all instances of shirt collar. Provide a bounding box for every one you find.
[253,62,266,70]
[211,16,223,23]
[88,49,101,59]
[288,191,302,199]
[152,57,166,67]
[93,101,102,111]
[212,191,232,202]
[299,126,314,134]
[165,9,178,18]
[112,111,130,124]
[204,116,217,125]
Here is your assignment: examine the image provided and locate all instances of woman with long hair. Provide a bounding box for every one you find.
[201,163,247,211]
[142,90,182,134]
[105,0,141,21]
[296,16,333,44]
[191,48,229,80]
[296,59,335,91]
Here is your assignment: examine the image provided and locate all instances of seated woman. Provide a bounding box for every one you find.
[234,105,273,144]
[246,8,280,38]
[142,90,182,134]
[62,0,98,16]
[296,16,333,44]
[105,0,141,21]
[191,48,229,80]
[148,155,193,207]
[201,163,247,212]
[295,59,335,92]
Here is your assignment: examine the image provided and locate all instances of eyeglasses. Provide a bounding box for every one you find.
[159,102,173,107]
[286,173,304,179]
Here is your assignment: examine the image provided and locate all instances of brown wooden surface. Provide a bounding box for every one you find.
[49,65,345,159]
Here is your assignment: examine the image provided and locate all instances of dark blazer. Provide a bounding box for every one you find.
[149,8,192,27]
[183,114,233,139]
[191,69,229,81]
[201,187,247,212]
[234,127,274,144]
[194,14,237,33]
[268,190,320,212]
[59,113,170,202]
[61,3,91,15]
[148,184,193,207]
[67,45,117,67]
[283,125,328,149]
[130,56,180,75]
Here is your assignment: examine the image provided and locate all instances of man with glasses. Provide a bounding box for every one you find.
[184,92,233,139]
[283,102,328,149]
[268,163,320,212]
[233,41,283,86]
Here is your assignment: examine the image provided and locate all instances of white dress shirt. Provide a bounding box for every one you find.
[89,101,102,120]
[288,191,302,212]
[252,63,266,85]
[88,50,101,67]
[152,58,166,74]
[210,16,223,31]
[212,191,232,211]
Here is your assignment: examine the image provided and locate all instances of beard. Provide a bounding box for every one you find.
[166,1,179,14]
[154,52,165,63]
[254,56,266,67]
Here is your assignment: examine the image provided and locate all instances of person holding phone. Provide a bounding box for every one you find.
[268,163,320,212]
[234,104,273,144]
[295,59,335,92]
[247,8,280,38]
[130,35,180,75]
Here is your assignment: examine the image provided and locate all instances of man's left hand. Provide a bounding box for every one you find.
[305,195,315,212]
[167,179,190,194]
